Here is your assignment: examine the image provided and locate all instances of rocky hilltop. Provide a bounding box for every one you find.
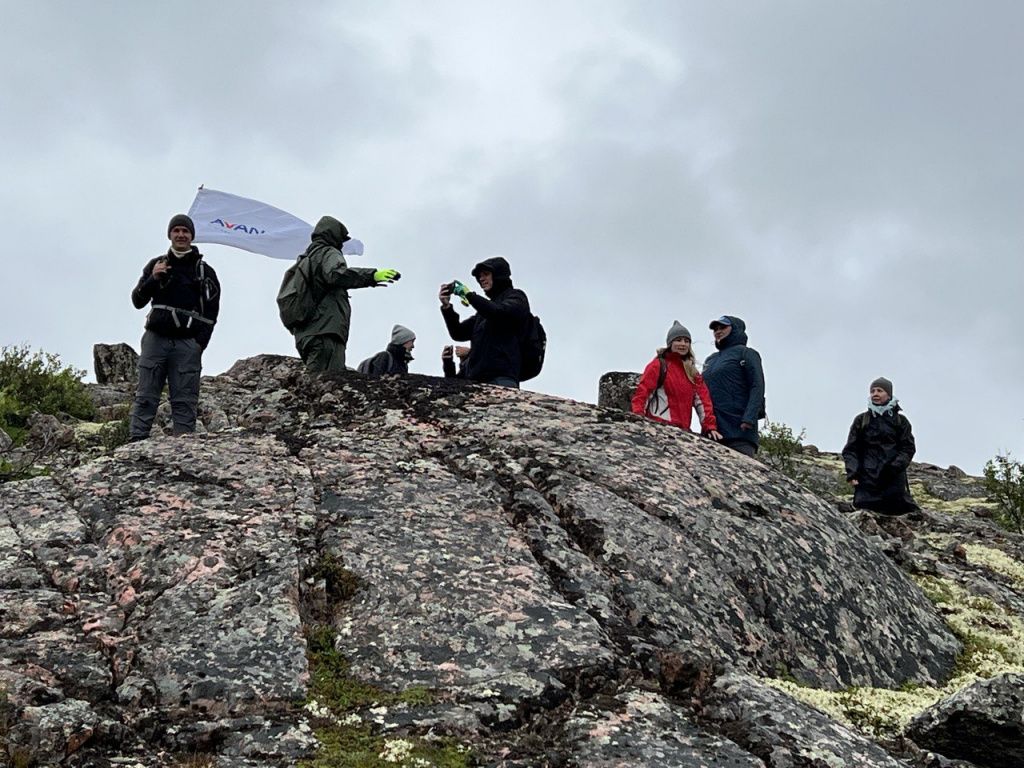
[2,354,1023,767]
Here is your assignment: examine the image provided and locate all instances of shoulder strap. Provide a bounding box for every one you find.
[656,356,668,390]
[859,411,871,431]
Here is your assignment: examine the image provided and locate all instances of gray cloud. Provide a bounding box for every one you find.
[1,1,1020,472]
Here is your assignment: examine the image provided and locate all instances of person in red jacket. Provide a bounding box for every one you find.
[632,321,722,439]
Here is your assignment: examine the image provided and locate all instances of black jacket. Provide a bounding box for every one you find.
[842,405,919,514]
[131,248,220,349]
[358,343,410,376]
[441,257,530,383]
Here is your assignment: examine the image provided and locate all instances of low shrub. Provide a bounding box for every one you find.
[0,344,93,445]
[983,453,1024,534]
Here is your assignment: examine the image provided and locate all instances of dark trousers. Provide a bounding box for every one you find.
[722,438,757,457]
[297,334,347,373]
[488,376,520,389]
[129,331,202,439]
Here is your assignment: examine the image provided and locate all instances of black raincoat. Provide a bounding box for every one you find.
[841,405,919,514]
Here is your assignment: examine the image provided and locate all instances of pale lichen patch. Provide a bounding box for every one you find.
[963,543,1024,586]
[908,482,997,516]
[765,574,1024,739]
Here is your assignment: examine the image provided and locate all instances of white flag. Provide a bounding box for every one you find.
[187,187,313,261]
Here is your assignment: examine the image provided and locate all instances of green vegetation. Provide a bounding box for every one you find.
[98,417,131,452]
[0,344,93,445]
[983,453,1024,533]
[757,419,806,480]
[299,625,470,768]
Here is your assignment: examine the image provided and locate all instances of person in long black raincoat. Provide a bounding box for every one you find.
[842,376,919,515]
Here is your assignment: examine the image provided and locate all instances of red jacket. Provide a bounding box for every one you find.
[631,352,717,432]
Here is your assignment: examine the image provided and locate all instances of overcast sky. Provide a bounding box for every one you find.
[2,1,1021,473]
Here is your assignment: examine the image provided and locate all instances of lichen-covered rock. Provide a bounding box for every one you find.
[0,356,982,766]
[597,370,640,412]
[907,673,1024,768]
[699,674,907,767]
[92,342,139,385]
[563,689,765,766]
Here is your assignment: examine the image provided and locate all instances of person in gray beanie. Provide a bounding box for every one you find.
[841,376,919,515]
[357,324,416,375]
[631,321,721,437]
[128,213,220,440]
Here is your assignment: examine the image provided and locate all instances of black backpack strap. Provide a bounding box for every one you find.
[656,356,668,390]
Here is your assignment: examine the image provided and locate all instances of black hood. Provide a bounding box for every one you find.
[716,315,749,350]
[472,256,513,297]
[310,216,350,250]
[472,257,511,280]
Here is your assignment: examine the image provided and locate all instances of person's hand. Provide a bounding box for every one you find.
[152,259,171,279]
[438,282,452,307]
[454,346,470,360]
[374,268,401,284]
[442,345,453,359]
[452,280,471,299]
[740,421,753,431]
[849,479,859,487]
[706,429,723,441]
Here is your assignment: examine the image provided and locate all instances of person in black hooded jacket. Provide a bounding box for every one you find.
[702,315,765,456]
[842,376,919,515]
[439,256,530,387]
[128,214,221,440]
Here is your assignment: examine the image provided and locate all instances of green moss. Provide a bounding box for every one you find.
[310,553,364,602]
[914,574,957,604]
[303,726,471,768]
[301,626,470,768]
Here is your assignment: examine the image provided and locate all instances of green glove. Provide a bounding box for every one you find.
[374,268,401,284]
[452,280,470,298]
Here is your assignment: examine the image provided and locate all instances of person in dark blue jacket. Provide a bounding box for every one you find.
[702,316,765,456]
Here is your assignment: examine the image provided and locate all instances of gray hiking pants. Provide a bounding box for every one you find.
[129,331,202,439]
[297,334,347,373]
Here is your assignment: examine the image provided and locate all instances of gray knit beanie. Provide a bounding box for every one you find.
[391,324,416,345]
[167,213,195,238]
[666,320,692,346]
[870,377,893,398]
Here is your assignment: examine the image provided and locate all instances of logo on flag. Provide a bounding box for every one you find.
[187,187,313,261]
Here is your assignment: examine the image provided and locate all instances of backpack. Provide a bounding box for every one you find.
[519,314,547,381]
[276,253,319,331]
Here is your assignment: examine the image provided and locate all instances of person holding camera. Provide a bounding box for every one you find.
[442,345,470,378]
[128,214,221,440]
[438,256,530,388]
